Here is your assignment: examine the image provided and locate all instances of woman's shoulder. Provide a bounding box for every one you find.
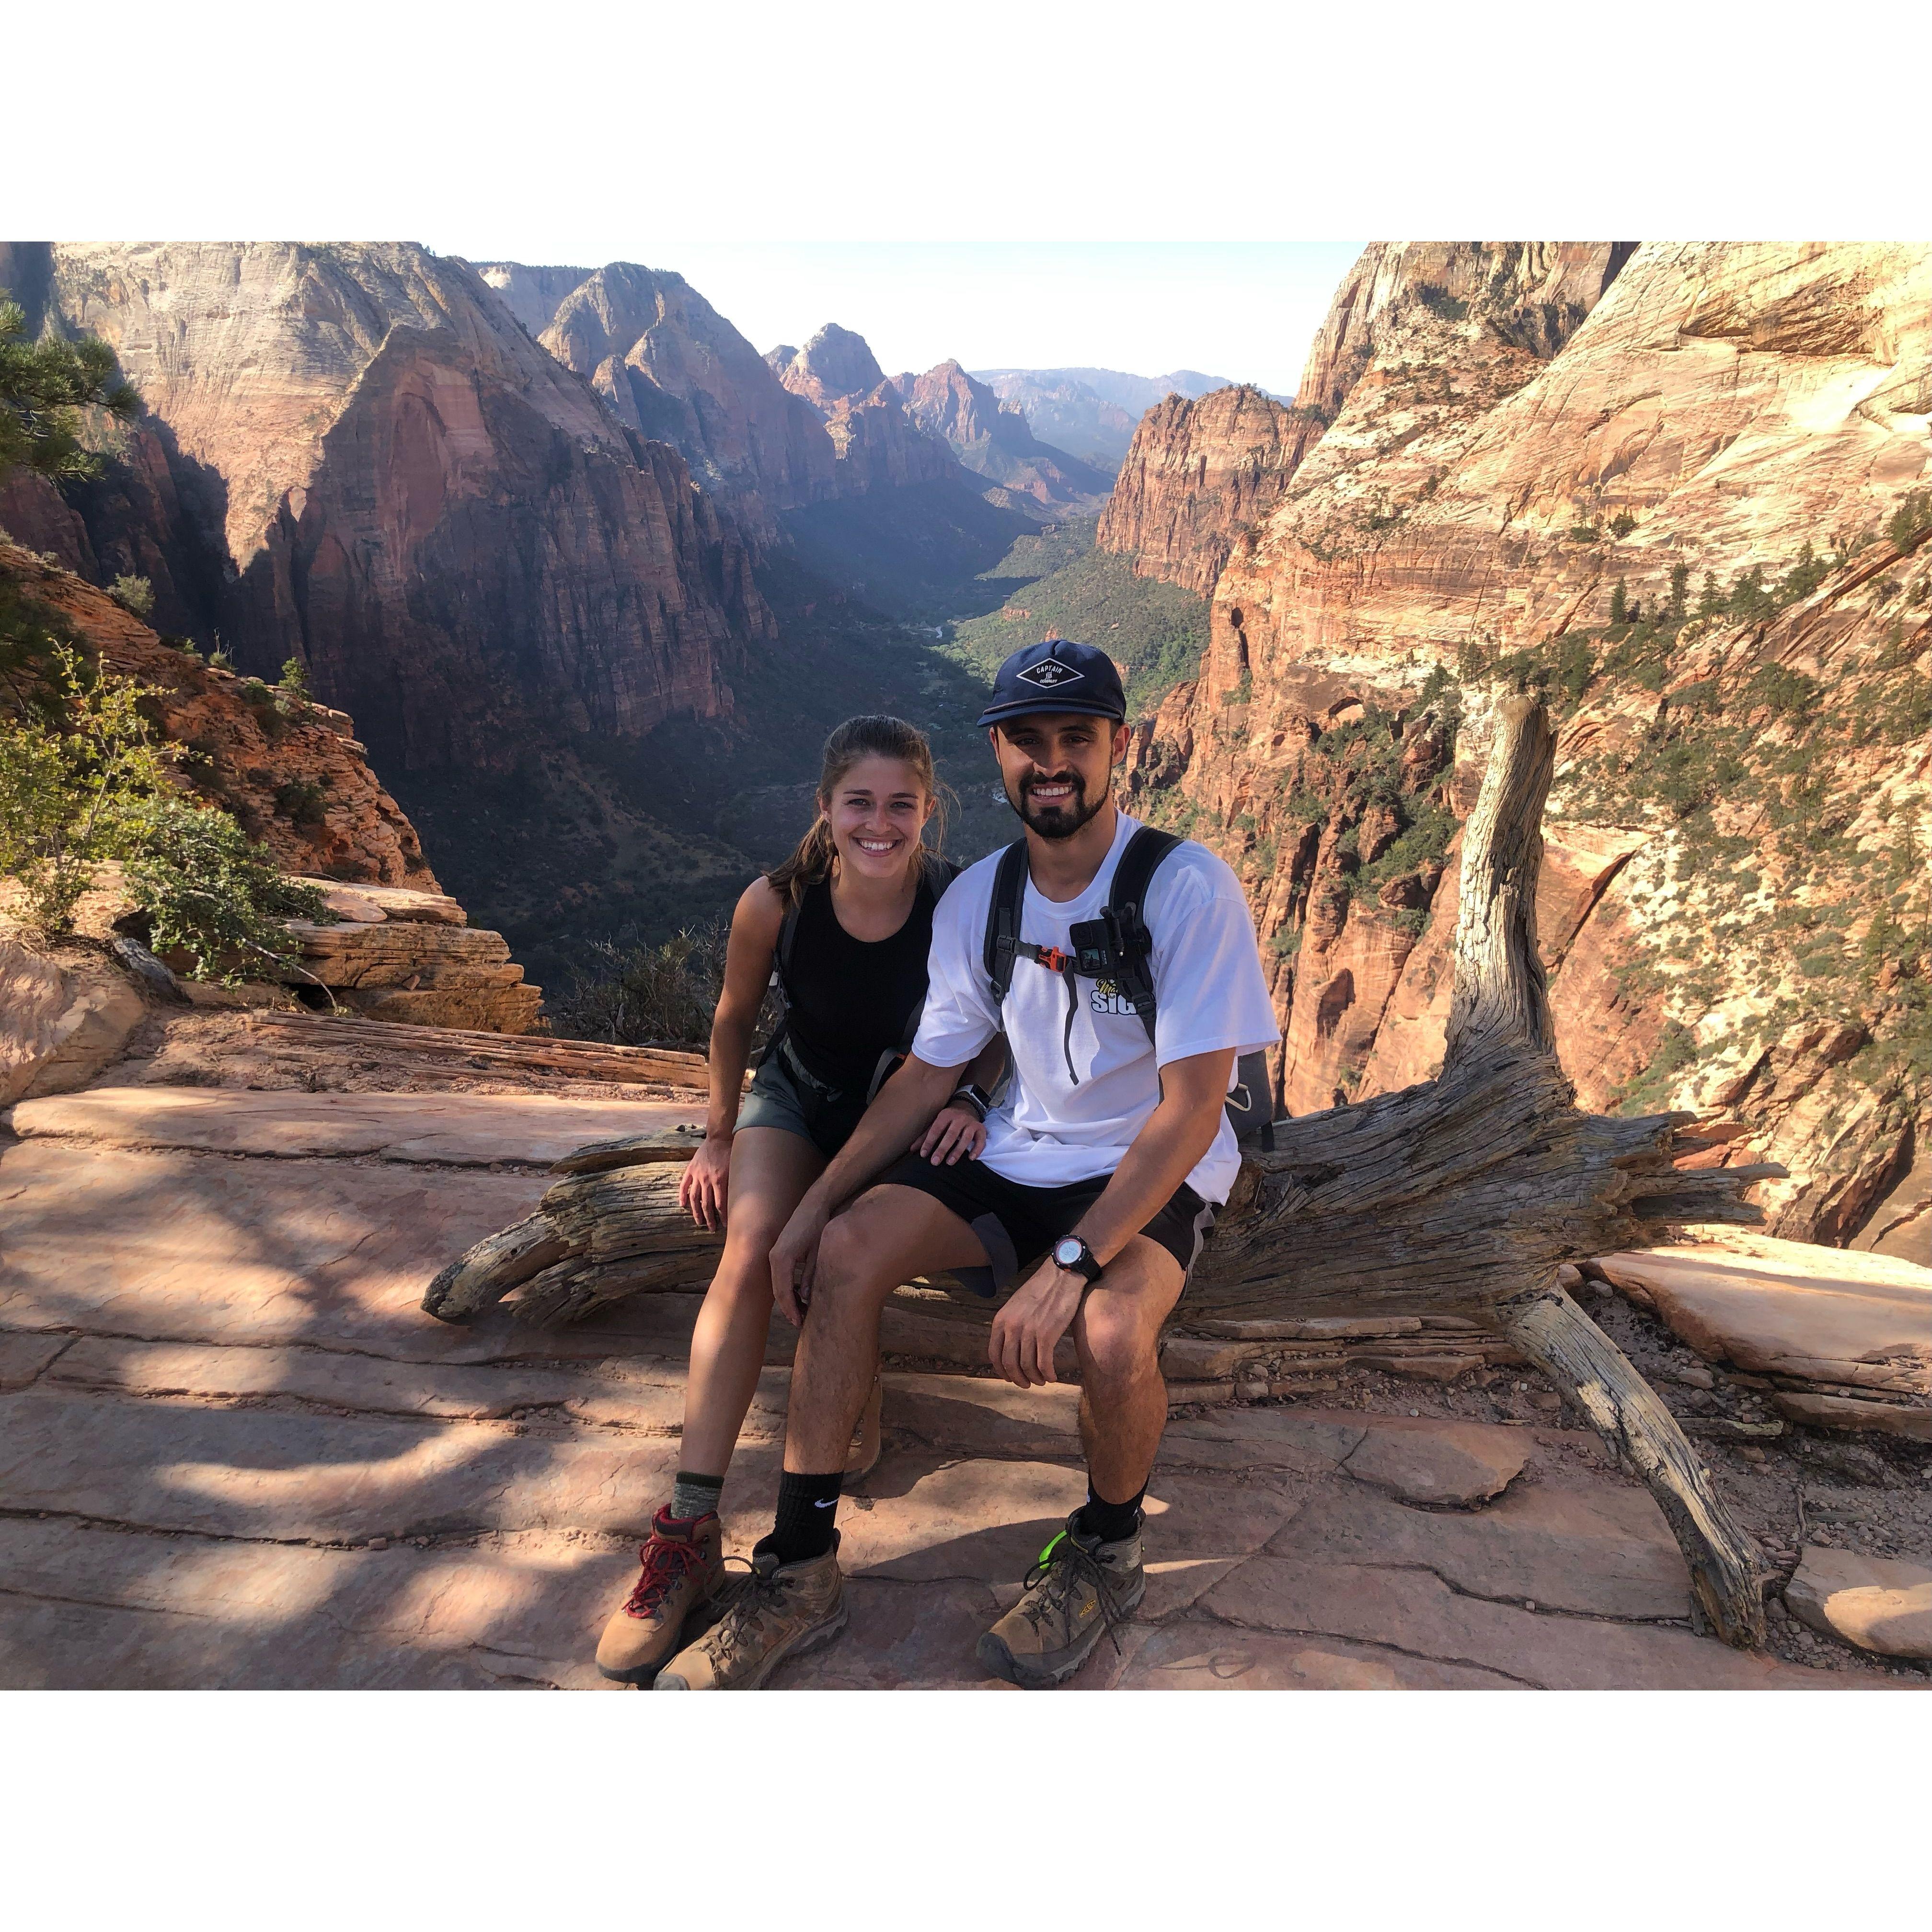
[735,874,790,941]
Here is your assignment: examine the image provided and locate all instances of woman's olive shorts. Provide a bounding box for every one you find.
[735,1045,869,1161]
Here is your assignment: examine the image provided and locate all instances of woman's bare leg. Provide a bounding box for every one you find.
[677,1127,825,1478]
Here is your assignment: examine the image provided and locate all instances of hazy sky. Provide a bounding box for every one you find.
[437,240,1366,397]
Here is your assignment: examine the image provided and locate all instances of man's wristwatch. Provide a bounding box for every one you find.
[949,1083,992,1122]
[1051,1235,1104,1285]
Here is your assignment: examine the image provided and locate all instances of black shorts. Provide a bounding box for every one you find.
[878,1152,1215,1297]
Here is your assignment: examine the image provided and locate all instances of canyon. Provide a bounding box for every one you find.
[1104,242,1930,1257]
[4,236,1924,1258]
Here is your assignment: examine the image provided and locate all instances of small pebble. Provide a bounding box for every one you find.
[1524,1600,1537,1611]
[368,1536,389,1551]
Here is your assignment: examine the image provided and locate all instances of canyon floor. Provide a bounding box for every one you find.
[0,1011,1922,1691]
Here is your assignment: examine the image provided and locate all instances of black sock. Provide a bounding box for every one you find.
[1076,1481,1145,1546]
[758,1470,844,1567]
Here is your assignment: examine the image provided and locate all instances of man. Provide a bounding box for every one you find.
[656,638,1279,1690]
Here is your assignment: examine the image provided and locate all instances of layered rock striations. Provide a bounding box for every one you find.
[1098,385,1305,595]
[1116,242,1932,1250]
[894,360,1111,511]
[13,242,772,776]
[537,264,836,538]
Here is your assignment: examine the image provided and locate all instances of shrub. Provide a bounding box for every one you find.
[274,777,329,827]
[0,642,325,960]
[548,923,740,1050]
[1886,490,1932,552]
[1610,510,1637,539]
[118,794,329,980]
[108,574,154,618]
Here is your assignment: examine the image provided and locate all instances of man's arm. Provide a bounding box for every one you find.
[768,1050,970,1323]
[989,1046,1234,1387]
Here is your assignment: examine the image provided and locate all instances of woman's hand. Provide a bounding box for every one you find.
[678,1133,732,1231]
[915,1104,986,1167]
[769,1197,830,1327]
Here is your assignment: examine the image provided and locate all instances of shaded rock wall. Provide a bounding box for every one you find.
[17,242,771,775]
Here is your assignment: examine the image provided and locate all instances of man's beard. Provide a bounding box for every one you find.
[1008,767,1107,841]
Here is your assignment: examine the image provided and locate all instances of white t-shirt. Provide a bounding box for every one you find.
[911,811,1280,1204]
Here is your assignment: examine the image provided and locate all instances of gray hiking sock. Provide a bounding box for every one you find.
[669,1470,724,1522]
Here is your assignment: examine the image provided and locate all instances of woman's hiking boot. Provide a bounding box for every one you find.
[654,1537,846,1690]
[977,1511,1145,1689]
[594,1506,726,1685]
[844,1374,884,1482]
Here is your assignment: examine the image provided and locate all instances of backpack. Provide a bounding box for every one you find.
[980,825,1276,1149]
[764,851,963,1100]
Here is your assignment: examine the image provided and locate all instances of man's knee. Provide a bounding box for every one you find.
[1079,1297,1162,1396]
[812,1208,897,1314]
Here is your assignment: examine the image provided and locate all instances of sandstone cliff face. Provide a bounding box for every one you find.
[767,325,958,497]
[470,261,593,338]
[1,538,433,886]
[1119,242,1932,1252]
[767,324,890,412]
[1097,385,1304,595]
[538,264,836,538]
[894,360,1110,511]
[17,242,772,775]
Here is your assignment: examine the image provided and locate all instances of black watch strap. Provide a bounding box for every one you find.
[950,1083,990,1121]
[1053,1235,1103,1285]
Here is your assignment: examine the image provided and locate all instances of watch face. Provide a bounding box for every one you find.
[1054,1237,1084,1268]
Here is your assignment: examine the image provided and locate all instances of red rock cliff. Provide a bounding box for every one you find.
[1117,242,1932,1253]
[895,360,1110,511]
[1097,385,1304,594]
[538,264,837,539]
[14,242,773,776]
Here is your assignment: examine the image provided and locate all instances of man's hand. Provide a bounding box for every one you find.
[914,1104,987,1167]
[678,1134,731,1231]
[768,1196,830,1328]
[989,1259,1086,1388]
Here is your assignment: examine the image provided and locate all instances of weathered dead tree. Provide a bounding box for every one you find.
[424,697,1780,1646]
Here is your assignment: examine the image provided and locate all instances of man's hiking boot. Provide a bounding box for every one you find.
[655,1536,846,1690]
[844,1374,884,1483]
[595,1506,725,1685]
[977,1510,1145,1689]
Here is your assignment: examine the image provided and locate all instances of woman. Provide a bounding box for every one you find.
[595,714,1000,1684]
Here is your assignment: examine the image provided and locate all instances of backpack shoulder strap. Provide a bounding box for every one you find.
[894,854,966,1058]
[772,886,805,1000]
[1107,826,1183,1046]
[980,840,1030,1009]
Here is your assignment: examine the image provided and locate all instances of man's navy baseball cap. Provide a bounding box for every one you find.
[976,637,1127,729]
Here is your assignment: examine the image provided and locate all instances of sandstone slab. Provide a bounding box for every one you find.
[1110,1616,1521,1690]
[1784,1546,1932,1659]
[1159,1406,1366,1475]
[0,1329,71,1392]
[0,1140,548,1358]
[0,1514,616,1690]
[1339,1414,1530,1505]
[8,1087,691,1168]
[0,1388,695,1544]
[0,941,146,1105]
[1268,1476,1693,1620]
[1201,1554,1852,1690]
[1596,1238,1932,1391]
[1771,1392,1932,1441]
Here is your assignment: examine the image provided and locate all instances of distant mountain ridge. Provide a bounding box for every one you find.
[972,366,1295,465]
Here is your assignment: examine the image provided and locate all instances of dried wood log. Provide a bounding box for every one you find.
[423,695,1779,1645]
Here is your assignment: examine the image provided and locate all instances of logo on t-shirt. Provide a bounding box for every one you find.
[1015,657,1082,690]
[1089,979,1137,1017]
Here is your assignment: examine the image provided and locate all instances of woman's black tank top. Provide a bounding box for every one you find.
[781,870,938,1094]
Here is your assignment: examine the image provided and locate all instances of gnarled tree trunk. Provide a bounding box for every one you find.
[424,697,1776,1644]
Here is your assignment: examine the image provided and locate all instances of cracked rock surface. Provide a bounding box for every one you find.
[0,1081,1919,1690]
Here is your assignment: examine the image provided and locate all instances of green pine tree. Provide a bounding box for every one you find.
[0,293,142,483]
